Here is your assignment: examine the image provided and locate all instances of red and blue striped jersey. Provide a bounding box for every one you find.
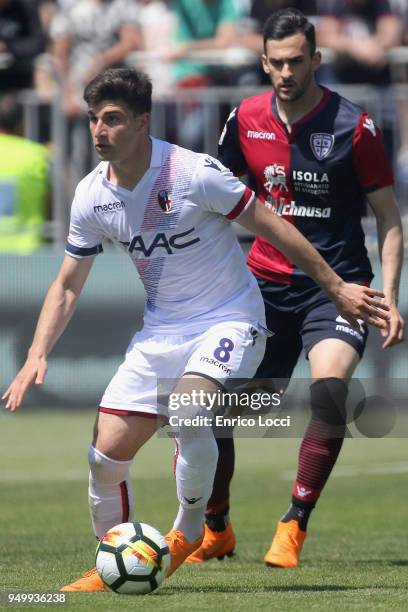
[218,86,393,288]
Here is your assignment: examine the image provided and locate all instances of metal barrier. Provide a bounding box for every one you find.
[9,50,408,244]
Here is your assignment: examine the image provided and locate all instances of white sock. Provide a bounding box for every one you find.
[88,445,134,540]
[173,431,218,542]
[174,505,205,543]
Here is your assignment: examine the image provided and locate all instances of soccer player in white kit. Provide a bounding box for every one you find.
[2,69,391,591]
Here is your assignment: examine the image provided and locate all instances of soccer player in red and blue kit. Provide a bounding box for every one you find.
[187,8,405,568]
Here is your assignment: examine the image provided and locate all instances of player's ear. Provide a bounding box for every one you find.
[136,112,150,131]
[261,54,270,75]
[312,50,321,72]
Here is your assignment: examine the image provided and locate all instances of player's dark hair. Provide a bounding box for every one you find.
[83,68,152,115]
[263,8,316,56]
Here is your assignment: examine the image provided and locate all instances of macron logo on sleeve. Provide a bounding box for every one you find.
[204,157,222,171]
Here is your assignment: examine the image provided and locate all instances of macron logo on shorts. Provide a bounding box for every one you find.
[335,315,365,337]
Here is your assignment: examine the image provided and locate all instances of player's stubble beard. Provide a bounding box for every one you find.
[274,66,315,104]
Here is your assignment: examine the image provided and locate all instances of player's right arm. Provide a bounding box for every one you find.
[2,254,94,412]
[236,198,391,331]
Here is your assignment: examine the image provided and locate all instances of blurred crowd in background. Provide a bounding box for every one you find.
[1,0,408,252]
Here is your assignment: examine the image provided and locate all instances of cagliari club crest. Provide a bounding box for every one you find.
[157,190,172,213]
[310,133,335,161]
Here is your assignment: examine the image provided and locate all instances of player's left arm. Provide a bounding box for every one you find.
[352,112,405,348]
[367,186,405,348]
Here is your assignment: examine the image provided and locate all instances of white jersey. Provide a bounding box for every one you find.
[66,137,265,334]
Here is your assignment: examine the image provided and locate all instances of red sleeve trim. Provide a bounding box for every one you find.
[226,187,255,220]
[352,113,394,191]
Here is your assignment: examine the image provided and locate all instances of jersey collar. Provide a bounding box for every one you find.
[271,86,331,140]
[149,136,165,168]
[99,136,165,192]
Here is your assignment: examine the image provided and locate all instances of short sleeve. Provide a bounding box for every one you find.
[65,191,105,258]
[352,113,394,192]
[218,106,248,176]
[190,155,254,220]
[50,11,71,40]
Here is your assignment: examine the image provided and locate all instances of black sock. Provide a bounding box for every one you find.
[281,500,315,532]
[205,508,229,532]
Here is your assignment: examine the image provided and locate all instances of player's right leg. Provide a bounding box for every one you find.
[60,411,159,592]
[61,330,168,592]
[60,411,159,591]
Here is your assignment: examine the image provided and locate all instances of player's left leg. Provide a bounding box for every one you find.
[183,320,267,563]
[167,322,265,561]
[265,337,362,569]
[165,374,220,576]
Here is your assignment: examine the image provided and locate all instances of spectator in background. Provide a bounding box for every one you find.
[317,0,403,168]
[49,0,143,188]
[0,0,46,91]
[317,0,403,87]
[167,0,240,150]
[244,0,316,53]
[170,0,239,86]
[389,0,408,184]
[34,0,59,100]
[138,0,176,94]
[392,0,408,44]
[51,0,143,120]
[0,93,50,253]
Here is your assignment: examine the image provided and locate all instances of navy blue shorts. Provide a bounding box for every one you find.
[255,276,369,382]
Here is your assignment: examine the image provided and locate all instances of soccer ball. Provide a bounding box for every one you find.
[95,522,170,594]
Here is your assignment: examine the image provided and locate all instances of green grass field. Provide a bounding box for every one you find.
[1,410,407,611]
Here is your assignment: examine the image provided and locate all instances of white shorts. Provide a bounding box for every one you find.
[99,321,267,415]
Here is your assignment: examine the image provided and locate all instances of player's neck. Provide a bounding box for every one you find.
[108,137,152,191]
[276,83,323,132]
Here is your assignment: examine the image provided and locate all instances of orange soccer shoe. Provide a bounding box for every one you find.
[185,521,236,563]
[60,567,110,592]
[165,529,204,577]
[263,520,307,568]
